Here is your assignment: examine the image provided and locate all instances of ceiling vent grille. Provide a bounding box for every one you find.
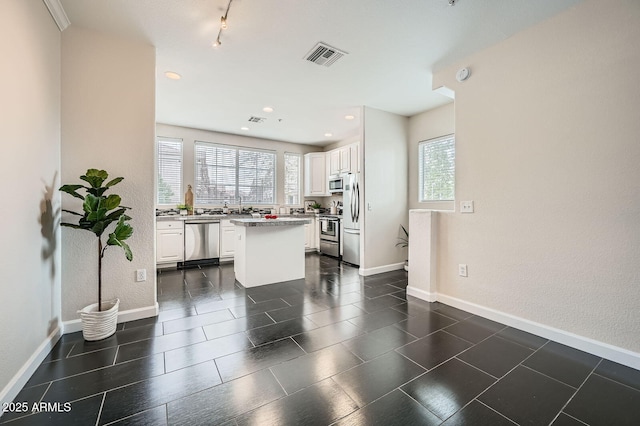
[248,116,266,123]
[304,42,348,67]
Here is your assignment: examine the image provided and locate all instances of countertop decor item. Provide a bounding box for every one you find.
[60,168,134,340]
[185,185,194,215]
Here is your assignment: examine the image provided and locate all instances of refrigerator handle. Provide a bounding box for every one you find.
[355,182,360,222]
[350,182,356,222]
[343,228,359,235]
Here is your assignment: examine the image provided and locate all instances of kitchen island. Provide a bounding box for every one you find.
[231,218,311,287]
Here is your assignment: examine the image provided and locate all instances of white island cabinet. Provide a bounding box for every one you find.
[219,219,236,260]
[232,218,311,288]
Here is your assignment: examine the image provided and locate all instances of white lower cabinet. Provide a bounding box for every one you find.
[305,217,317,250]
[220,219,236,259]
[156,220,184,263]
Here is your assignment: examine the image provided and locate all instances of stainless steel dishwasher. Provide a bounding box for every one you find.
[182,219,220,267]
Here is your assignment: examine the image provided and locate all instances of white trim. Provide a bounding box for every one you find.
[360,262,405,277]
[434,85,455,100]
[62,303,159,334]
[0,326,61,410]
[406,285,437,302]
[409,290,640,371]
[42,0,70,31]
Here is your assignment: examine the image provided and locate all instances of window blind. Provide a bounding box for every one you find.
[195,142,275,205]
[157,138,183,205]
[284,153,301,205]
[419,134,455,202]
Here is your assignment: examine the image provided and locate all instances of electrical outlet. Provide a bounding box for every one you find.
[458,264,468,277]
[136,269,147,282]
[460,201,474,213]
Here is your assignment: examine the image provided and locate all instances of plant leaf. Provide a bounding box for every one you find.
[59,184,86,200]
[80,169,108,189]
[107,216,134,261]
[102,194,122,211]
[105,177,124,188]
[60,222,83,229]
[62,209,83,216]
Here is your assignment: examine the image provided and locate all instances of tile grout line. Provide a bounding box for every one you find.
[548,358,603,425]
[592,371,640,393]
[94,393,106,426]
[398,387,446,422]
[474,399,520,425]
[467,337,551,418]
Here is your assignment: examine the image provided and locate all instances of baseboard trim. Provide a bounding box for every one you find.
[406,286,437,302]
[62,303,159,334]
[360,262,405,277]
[0,326,61,410]
[410,291,640,371]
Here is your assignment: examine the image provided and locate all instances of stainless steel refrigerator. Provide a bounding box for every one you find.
[342,173,360,266]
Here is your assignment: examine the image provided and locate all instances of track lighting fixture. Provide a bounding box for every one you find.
[213,0,233,47]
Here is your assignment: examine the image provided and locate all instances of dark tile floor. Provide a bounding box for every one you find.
[3,254,640,425]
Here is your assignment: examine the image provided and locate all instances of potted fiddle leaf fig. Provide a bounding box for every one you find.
[60,169,133,341]
[396,225,408,271]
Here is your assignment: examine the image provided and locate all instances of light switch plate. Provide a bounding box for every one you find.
[458,264,468,277]
[460,201,474,213]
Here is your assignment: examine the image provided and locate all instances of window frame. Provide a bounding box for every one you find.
[194,141,277,206]
[418,134,455,209]
[156,136,183,206]
[283,152,302,206]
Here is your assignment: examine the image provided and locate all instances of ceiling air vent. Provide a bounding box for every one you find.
[304,42,348,67]
[248,116,266,123]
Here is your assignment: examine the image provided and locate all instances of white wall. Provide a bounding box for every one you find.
[430,0,640,356]
[0,0,61,407]
[156,123,321,209]
[361,107,409,273]
[408,102,455,211]
[61,26,156,322]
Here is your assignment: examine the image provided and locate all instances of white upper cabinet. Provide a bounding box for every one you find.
[304,152,328,196]
[328,143,359,176]
[350,142,360,173]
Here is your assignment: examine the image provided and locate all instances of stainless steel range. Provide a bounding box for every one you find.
[318,215,340,258]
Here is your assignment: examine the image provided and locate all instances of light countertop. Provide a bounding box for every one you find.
[230,218,311,227]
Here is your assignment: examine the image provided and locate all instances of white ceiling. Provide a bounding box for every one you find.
[60,0,582,146]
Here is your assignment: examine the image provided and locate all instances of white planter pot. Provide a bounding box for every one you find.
[78,298,119,341]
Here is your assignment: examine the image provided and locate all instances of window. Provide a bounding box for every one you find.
[284,152,301,205]
[195,142,276,205]
[419,134,455,202]
[157,137,183,205]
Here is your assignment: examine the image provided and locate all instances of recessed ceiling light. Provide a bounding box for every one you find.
[344,115,355,120]
[164,71,181,80]
[240,127,249,131]
[324,133,333,138]
[262,106,274,113]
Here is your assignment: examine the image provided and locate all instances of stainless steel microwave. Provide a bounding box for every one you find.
[328,176,344,193]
